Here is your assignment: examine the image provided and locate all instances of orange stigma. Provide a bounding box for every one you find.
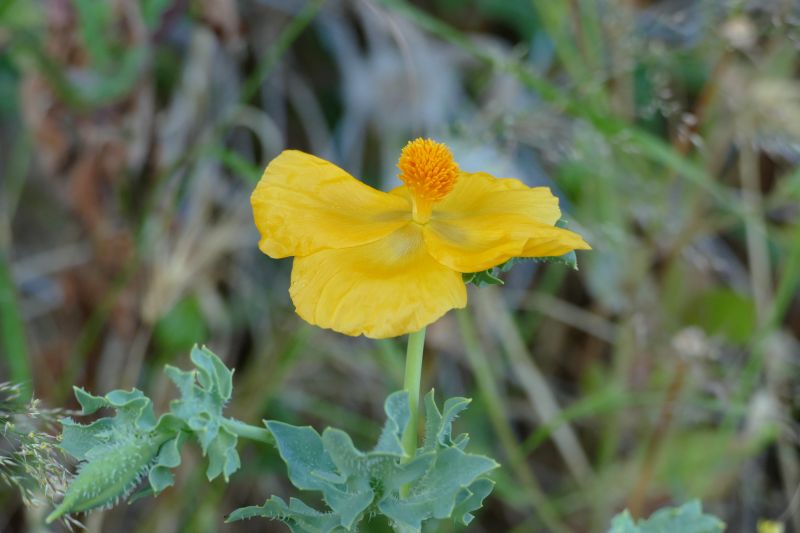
[397,138,459,223]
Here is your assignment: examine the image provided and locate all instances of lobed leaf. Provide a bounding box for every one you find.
[422,391,470,452]
[608,500,725,533]
[379,447,498,529]
[50,345,246,520]
[374,391,410,455]
[50,386,180,522]
[227,496,345,533]
[238,390,498,532]
[59,417,113,460]
[266,421,338,491]
[452,478,495,526]
[165,345,240,481]
[148,433,185,493]
[380,454,435,494]
[47,434,165,523]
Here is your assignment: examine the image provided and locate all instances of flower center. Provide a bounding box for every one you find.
[397,138,459,223]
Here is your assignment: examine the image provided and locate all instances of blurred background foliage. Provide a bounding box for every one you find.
[1,0,800,531]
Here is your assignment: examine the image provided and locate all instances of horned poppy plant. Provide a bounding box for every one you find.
[251,138,590,338]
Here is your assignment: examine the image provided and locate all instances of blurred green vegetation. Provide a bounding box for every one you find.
[1,0,800,531]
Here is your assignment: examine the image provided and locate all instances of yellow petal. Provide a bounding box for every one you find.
[252,150,411,258]
[289,224,467,338]
[407,171,587,272]
[520,226,591,257]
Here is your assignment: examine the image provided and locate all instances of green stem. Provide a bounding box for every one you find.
[222,418,274,445]
[401,327,426,459]
[0,250,31,400]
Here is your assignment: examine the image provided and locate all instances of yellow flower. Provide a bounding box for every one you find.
[252,138,590,339]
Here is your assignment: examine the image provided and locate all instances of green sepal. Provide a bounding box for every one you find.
[464,250,578,287]
[608,500,725,533]
[462,269,505,287]
[501,250,578,272]
[463,218,581,286]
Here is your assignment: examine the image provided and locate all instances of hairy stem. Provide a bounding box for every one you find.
[222,418,274,445]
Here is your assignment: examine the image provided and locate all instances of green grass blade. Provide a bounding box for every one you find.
[0,249,31,398]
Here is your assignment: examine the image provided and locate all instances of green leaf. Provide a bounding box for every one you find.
[206,427,240,483]
[59,386,167,467]
[322,428,368,478]
[241,390,498,532]
[47,436,163,523]
[323,485,374,530]
[191,345,233,401]
[375,391,410,455]
[268,422,373,529]
[452,478,495,526]
[320,428,375,527]
[50,384,180,522]
[148,433,185,493]
[73,387,110,414]
[379,447,498,529]
[59,417,113,460]
[227,496,345,533]
[51,345,247,521]
[165,345,239,481]
[608,501,725,533]
[422,391,471,452]
[71,386,157,430]
[266,421,338,491]
[380,453,435,494]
